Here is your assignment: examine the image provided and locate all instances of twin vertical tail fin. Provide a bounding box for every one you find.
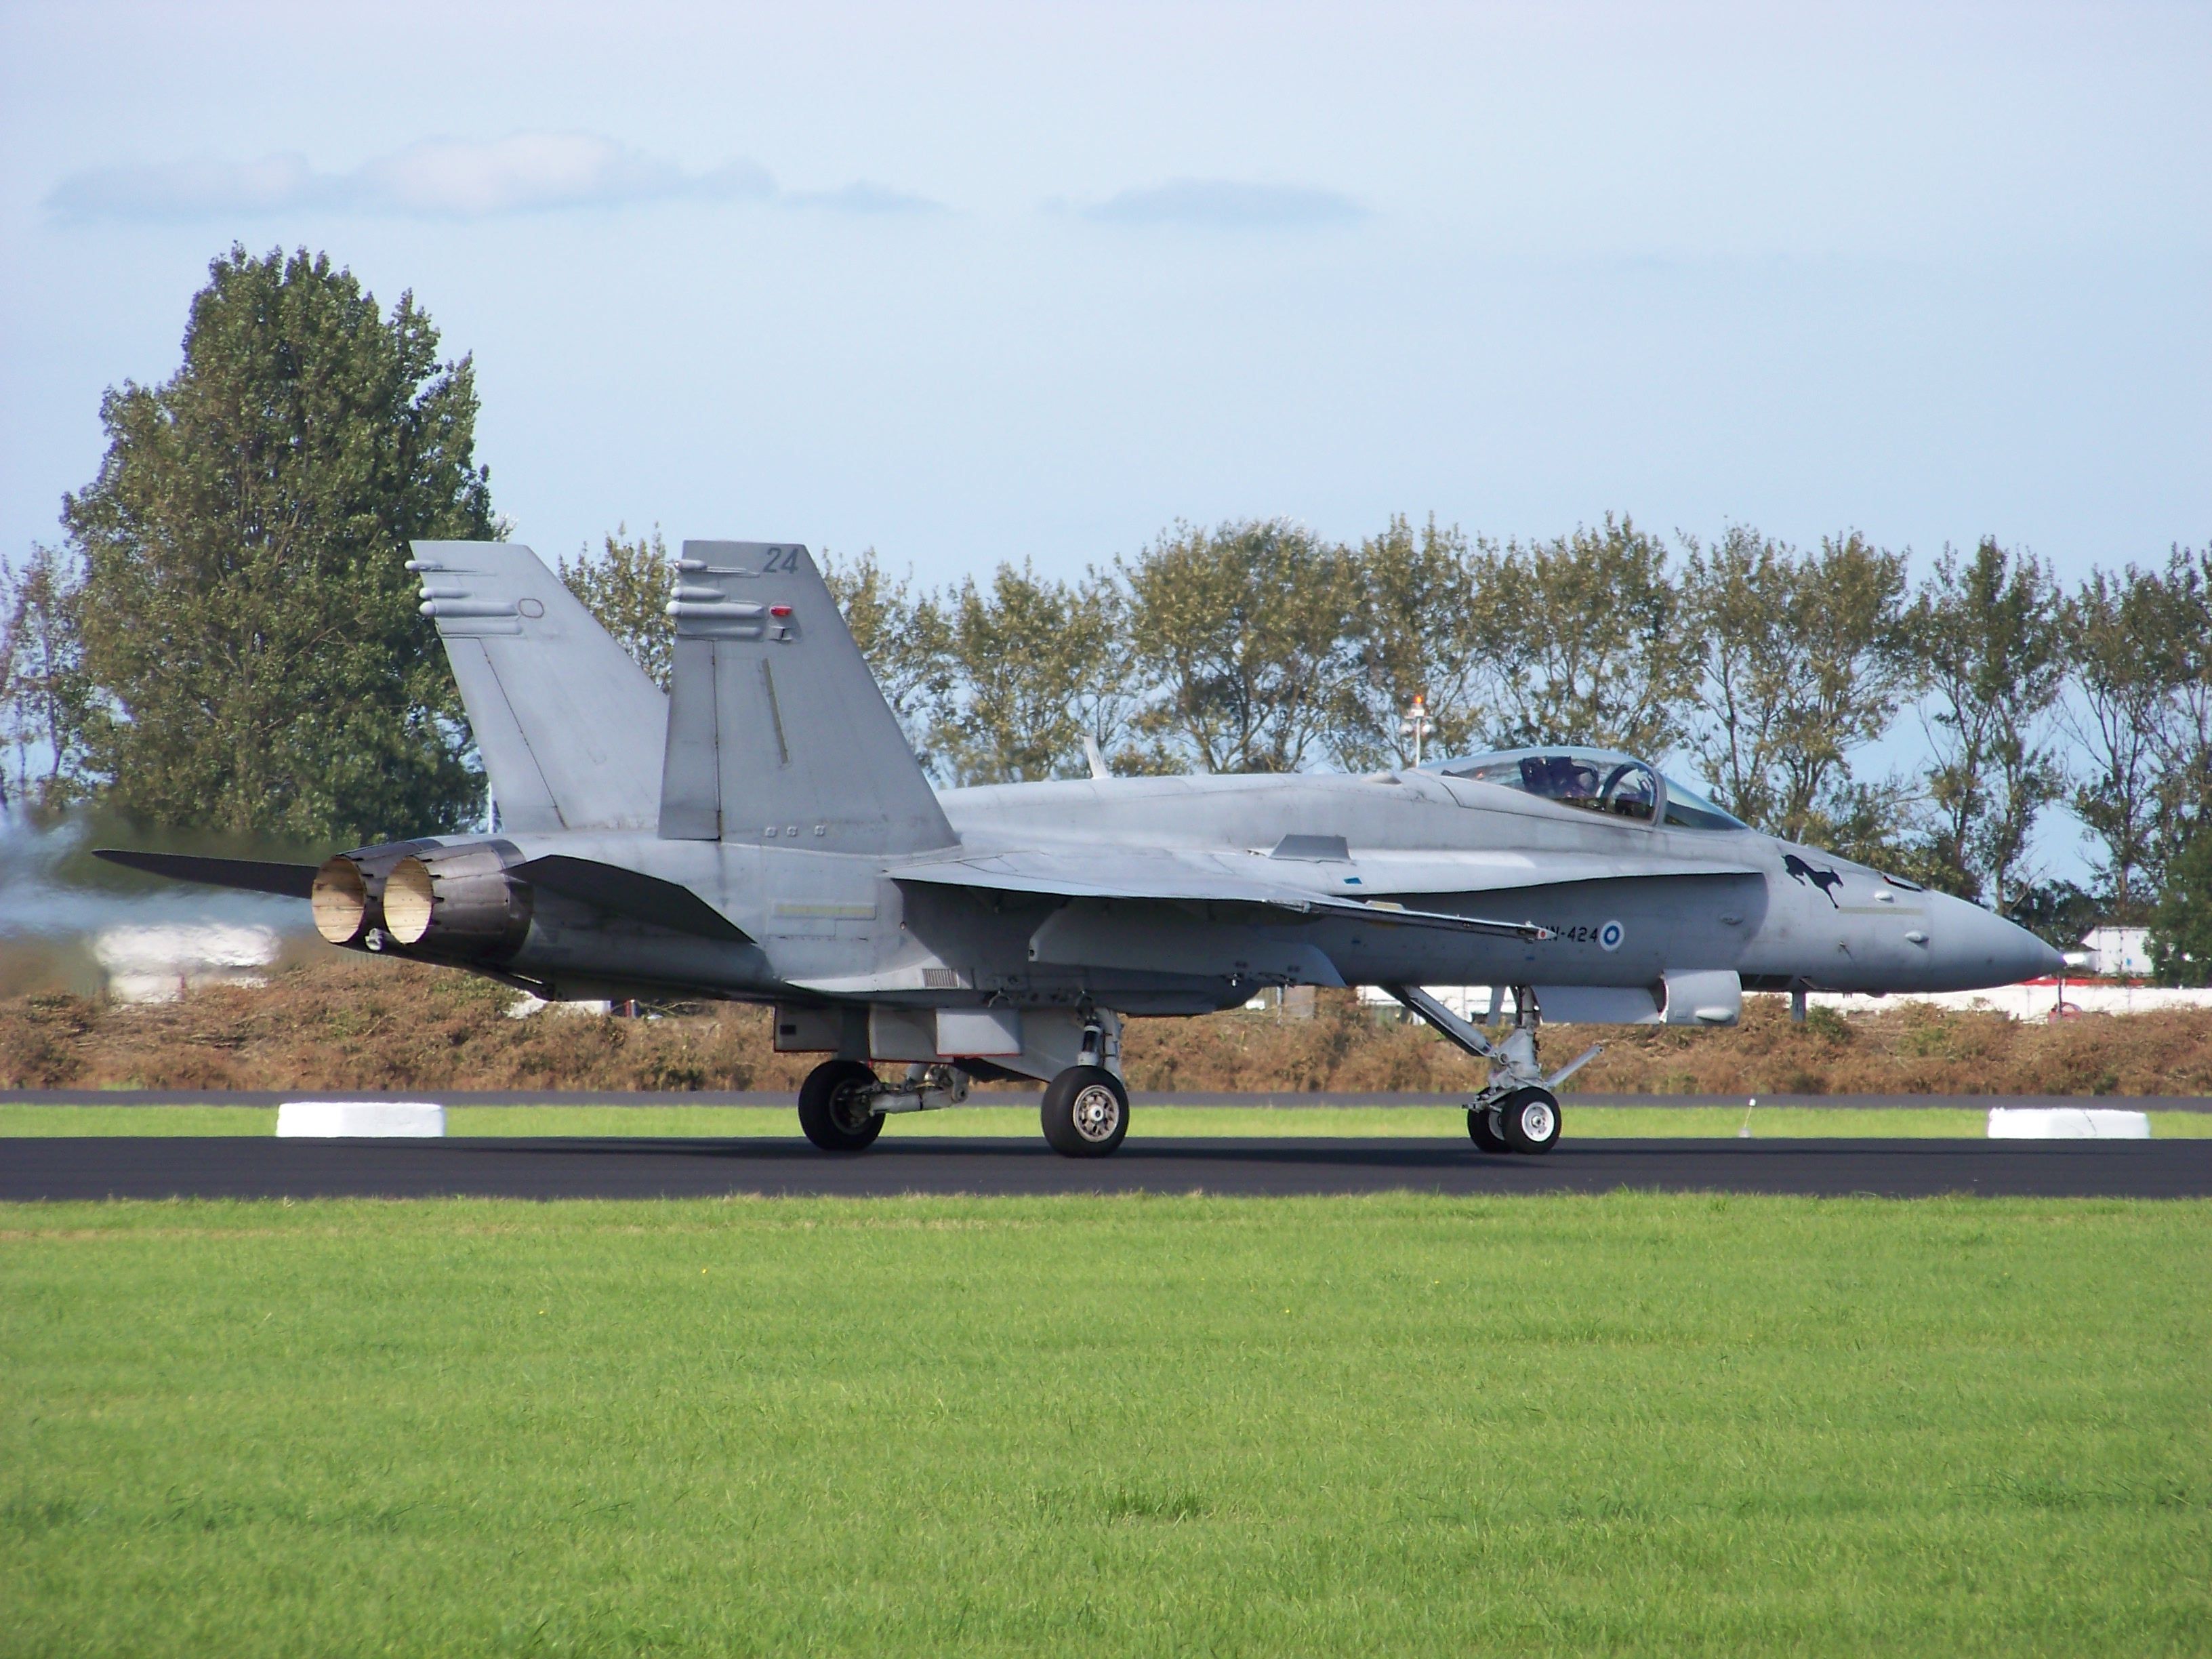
[410,542,668,832]
[657,541,955,853]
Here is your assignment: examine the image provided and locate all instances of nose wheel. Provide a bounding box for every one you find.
[1498,1086,1561,1153]
[1467,1087,1561,1154]
[1467,1102,1510,1152]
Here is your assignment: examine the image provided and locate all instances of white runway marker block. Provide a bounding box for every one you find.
[1986,1107,2151,1140]
[276,1101,446,1138]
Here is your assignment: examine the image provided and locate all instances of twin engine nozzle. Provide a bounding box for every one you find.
[312,839,532,960]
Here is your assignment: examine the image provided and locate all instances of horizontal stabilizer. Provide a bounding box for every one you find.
[93,849,318,898]
[510,855,751,942]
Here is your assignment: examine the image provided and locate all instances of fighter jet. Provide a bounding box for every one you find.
[100,539,2062,1157]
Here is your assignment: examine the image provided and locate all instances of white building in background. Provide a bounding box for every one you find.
[92,924,280,1004]
[2074,926,2152,978]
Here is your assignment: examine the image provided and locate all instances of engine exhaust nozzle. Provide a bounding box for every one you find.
[382,844,531,956]
[312,856,373,945]
[308,840,439,947]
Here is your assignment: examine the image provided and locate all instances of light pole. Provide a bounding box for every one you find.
[1399,693,1432,768]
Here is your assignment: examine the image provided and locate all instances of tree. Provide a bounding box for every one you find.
[0,545,89,816]
[1466,515,1696,758]
[559,525,675,688]
[1909,539,2066,910]
[1330,514,1493,772]
[2062,564,2173,918]
[1121,520,1358,773]
[1682,527,1910,842]
[932,562,1134,783]
[1812,775,1947,882]
[2008,876,2104,952]
[2139,544,2212,886]
[819,548,951,773]
[58,246,495,843]
[2148,824,2212,986]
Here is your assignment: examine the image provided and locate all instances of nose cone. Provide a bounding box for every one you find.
[1925,893,2065,990]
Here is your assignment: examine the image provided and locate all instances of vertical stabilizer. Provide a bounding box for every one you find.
[659,540,955,853]
[409,541,668,832]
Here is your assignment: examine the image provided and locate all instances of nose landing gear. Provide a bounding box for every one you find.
[1465,1088,1561,1153]
[1494,1086,1562,1153]
[1383,983,1591,1156]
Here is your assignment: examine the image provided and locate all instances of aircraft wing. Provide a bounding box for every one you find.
[890,851,1550,940]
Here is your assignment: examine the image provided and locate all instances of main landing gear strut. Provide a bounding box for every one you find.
[796,1012,1130,1158]
[1379,984,1601,1155]
[796,1059,972,1151]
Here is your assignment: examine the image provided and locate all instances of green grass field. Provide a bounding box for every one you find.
[5,1102,2211,1139]
[3,1193,2205,1656]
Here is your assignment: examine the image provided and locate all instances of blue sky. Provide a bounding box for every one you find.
[3,0,2205,598]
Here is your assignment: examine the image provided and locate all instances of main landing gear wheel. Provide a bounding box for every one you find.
[1041,1065,1128,1158]
[1467,1103,1511,1153]
[1498,1087,1561,1155]
[797,1059,884,1151]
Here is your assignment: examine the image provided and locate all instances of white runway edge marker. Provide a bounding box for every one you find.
[1986,1107,2151,1140]
[276,1101,446,1138]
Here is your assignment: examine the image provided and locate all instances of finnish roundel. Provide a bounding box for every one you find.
[1598,919,1624,952]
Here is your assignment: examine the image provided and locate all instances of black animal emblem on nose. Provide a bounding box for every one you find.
[1782,853,1844,907]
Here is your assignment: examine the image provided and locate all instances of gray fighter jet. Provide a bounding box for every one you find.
[102,539,2062,1157]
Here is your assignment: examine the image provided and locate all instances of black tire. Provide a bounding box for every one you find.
[1041,1065,1128,1158]
[797,1059,883,1151]
[1499,1086,1561,1154]
[1467,1103,1511,1153]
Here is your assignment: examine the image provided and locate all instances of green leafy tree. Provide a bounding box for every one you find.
[933,562,1134,783]
[2148,825,2212,985]
[1683,527,1910,843]
[1331,514,1493,772]
[1909,539,2066,909]
[2008,877,2105,952]
[820,548,952,773]
[1811,775,1948,883]
[58,246,495,843]
[2062,564,2175,918]
[1468,515,1695,758]
[0,544,89,816]
[2138,544,2212,886]
[1122,520,1359,774]
[559,525,675,688]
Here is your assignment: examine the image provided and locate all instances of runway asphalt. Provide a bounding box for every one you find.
[5,1136,2206,1201]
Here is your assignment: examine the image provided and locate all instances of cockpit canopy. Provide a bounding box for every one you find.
[1428,747,1747,831]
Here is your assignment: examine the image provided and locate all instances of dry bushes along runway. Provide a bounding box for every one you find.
[3,951,2211,1097]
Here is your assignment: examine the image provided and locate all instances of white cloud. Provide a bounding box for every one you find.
[1081,180,1367,230]
[45,134,930,222]
[50,152,335,221]
[351,134,771,218]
